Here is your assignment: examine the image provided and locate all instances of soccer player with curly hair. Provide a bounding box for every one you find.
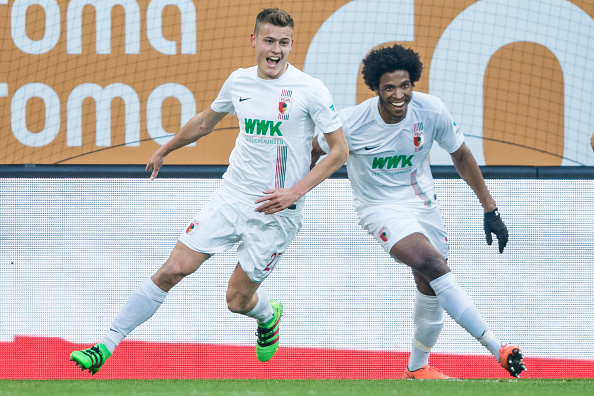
[313,44,525,379]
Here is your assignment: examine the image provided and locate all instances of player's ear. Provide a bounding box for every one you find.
[250,33,256,49]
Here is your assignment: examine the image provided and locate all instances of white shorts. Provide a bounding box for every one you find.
[356,193,449,260]
[179,186,302,283]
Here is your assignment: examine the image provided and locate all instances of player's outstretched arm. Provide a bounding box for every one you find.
[450,143,508,253]
[255,128,348,214]
[146,108,227,180]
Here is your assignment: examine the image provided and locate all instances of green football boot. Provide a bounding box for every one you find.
[70,343,112,375]
[256,300,283,362]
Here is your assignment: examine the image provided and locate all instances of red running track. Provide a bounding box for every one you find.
[2,336,592,379]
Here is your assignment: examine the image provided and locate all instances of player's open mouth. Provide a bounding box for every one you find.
[392,101,406,108]
[267,57,280,65]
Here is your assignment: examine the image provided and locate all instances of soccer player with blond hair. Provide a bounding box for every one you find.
[71,8,347,374]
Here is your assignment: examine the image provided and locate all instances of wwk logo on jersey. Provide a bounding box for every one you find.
[244,119,283,136]
[372,155,414,170]
[278,89,292,120]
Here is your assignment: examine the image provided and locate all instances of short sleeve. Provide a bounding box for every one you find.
[210,72,236,116]
[308,79,342,133]
[434,100,464,154]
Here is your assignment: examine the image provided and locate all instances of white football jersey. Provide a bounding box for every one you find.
[319,92,464,209]
[211,64,341,204]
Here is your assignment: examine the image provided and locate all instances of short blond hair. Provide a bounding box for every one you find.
[254,8,294,35]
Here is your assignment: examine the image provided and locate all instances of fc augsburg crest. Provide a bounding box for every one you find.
[413,122,424,152]
[278,89,292,120]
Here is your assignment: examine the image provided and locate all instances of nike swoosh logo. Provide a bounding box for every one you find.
[239,97,251,102]
[364,145,380,150]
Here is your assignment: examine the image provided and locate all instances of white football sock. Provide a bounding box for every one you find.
[430,272,501,360]
[101,278,167,353]
[408,290,444,371]
[244,287,274,324]
[478,329,503,358]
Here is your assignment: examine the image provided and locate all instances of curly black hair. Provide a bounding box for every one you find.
[361,44,423,91]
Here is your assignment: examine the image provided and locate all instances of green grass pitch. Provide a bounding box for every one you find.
[0,379,592,396]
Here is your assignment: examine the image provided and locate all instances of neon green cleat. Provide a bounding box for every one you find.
[70,343,112,375]
[256,300,283,362]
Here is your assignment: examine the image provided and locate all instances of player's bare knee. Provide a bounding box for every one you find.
[154,261,192,288]
[226,295,250,314]
[416,255,449,280]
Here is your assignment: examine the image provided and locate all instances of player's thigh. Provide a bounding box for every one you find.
[165,241,211,272]
[390,232,441,266]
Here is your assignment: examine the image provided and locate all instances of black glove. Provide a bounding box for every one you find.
[484,208,508,253]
